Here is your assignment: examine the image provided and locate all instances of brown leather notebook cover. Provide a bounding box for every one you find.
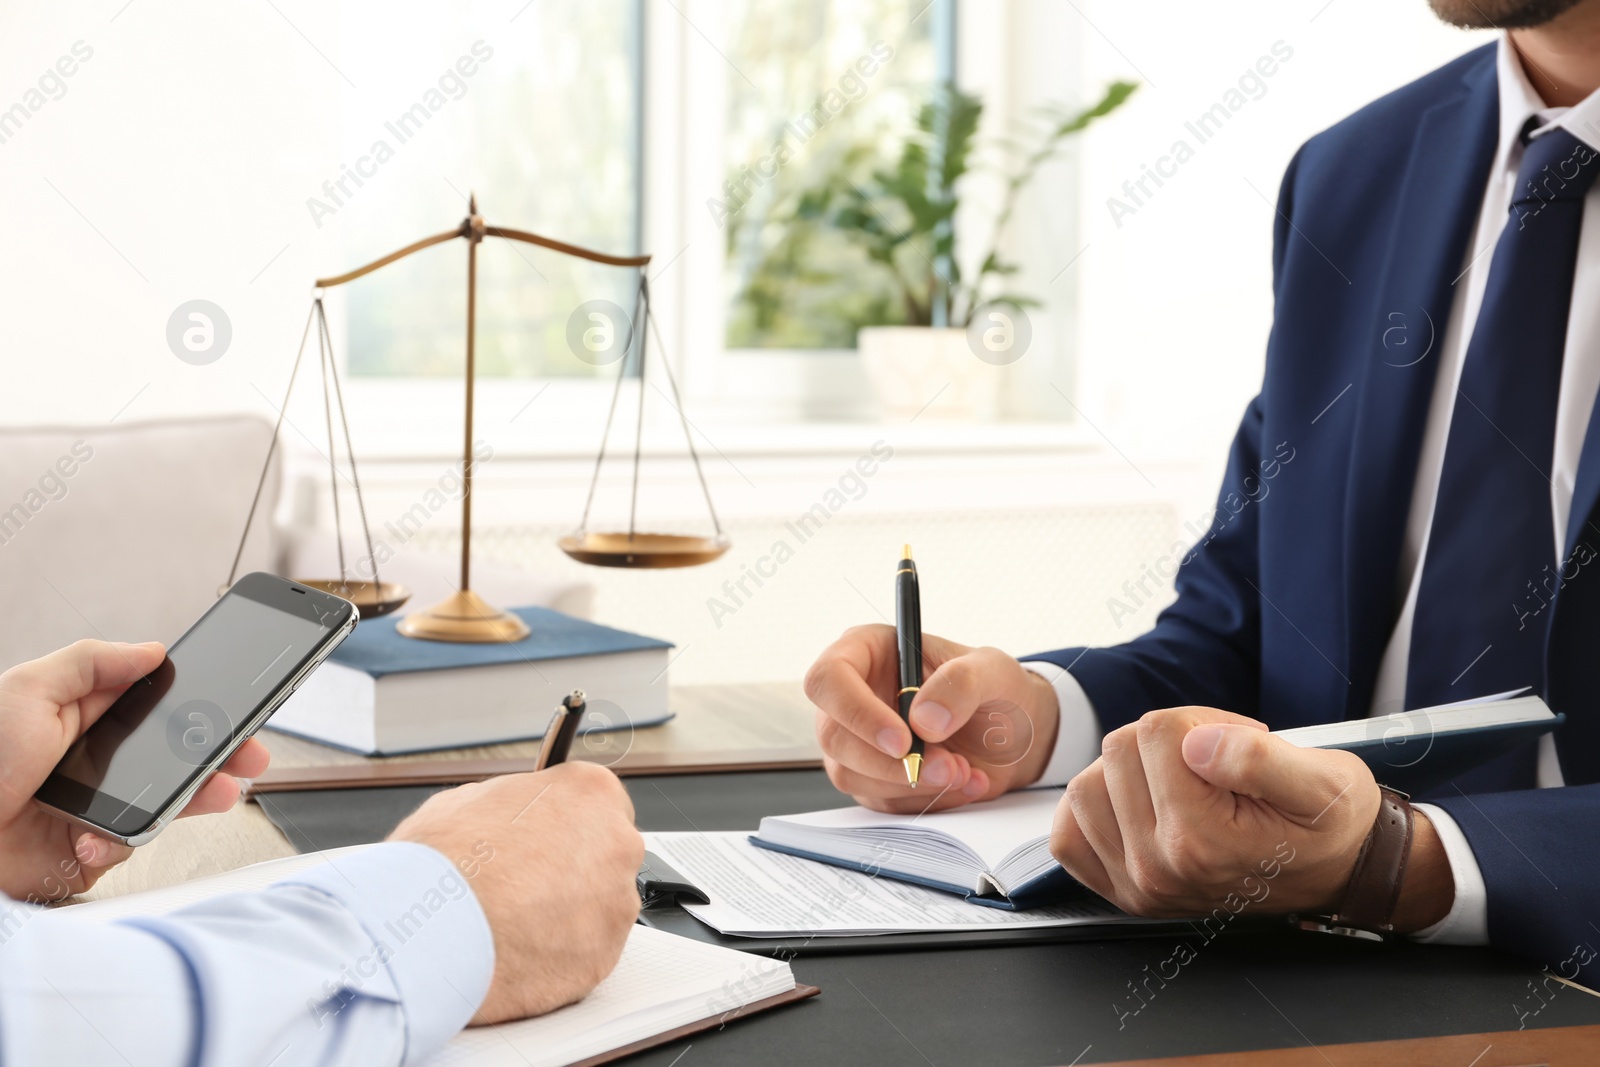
[564,983,820,1067]
[251,746,823,793]
[1094,1022,1600,1066]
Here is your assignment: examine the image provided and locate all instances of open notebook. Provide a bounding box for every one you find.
[744,692,1562,911]
[69,848,815,1067]
[752,789,1071,909]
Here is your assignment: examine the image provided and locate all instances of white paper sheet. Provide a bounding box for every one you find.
[644,830,1132,937]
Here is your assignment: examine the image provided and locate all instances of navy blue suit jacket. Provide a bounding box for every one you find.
[1029,44,1600,979]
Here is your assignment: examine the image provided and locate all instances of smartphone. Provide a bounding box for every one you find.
[34,572,357,845]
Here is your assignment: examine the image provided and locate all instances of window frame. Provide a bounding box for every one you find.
[340,0,1090,453]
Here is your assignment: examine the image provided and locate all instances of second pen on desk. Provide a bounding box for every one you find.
[896,545,925,787]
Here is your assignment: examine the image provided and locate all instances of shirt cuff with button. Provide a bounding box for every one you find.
[270,841,496,1060]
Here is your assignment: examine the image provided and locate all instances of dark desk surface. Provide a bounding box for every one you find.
[257,771,1600,1066]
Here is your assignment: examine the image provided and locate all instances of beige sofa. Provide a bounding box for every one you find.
[0,416,588,668]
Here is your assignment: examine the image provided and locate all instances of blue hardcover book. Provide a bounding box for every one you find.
[749,695,1561,910]
[271,606,675,754]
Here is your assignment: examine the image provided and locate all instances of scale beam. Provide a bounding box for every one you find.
[235,198,721,645]
[313,218,652,290]
[314,226,464,288]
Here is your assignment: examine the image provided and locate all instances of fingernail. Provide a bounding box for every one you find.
[911,702,951,735]
[74,836,99,865]
[877,728,905,758]
[1184,725,1224,768]
[963,771,988,798]
[922,757,951,787]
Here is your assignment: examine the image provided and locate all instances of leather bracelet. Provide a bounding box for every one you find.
[1326,786,1414,936]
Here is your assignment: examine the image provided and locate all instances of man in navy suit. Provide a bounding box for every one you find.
[808,0,1600,982]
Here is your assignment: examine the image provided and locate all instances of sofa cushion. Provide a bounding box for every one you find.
[0,416,282,666]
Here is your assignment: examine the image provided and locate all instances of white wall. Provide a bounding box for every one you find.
[0,0,344,426]
[1071,1,1492,480]
[0,1,1501,682]
[1,2,1492,462]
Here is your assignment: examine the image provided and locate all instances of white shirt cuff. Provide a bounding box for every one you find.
[1409,803,1488,946]
[278,841,497,1063]
[1020,660,1103,787]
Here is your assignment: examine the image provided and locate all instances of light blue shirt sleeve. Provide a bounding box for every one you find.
[0,841,494,1066]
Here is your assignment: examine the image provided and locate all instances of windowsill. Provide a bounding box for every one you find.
[341,376,1099,462]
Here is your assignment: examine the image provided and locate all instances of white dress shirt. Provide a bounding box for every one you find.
[1027,35,1600,946]
[0,842,494,1065]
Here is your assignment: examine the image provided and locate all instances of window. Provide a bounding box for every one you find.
[718,0,951,349]
[335,0,643,380]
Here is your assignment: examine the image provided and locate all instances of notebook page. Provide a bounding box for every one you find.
[645,830,1128,937]
[758,788,1062,874]
[427,925,794,1067]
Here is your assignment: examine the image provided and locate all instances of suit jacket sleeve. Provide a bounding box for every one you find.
[1432,785,1600,985]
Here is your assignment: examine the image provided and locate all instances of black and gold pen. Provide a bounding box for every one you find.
[896,545,925,787]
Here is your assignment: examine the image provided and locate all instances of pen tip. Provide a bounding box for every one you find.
[902,543,912,560]
[902,752,922,787]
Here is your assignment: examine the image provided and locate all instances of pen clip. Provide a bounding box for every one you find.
[637,850,711,908]
[533,705,568,772]
[534,690,588,771]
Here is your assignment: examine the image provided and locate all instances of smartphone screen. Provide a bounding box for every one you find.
[36,574,354,840]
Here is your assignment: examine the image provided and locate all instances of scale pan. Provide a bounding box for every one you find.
[558,532,730,569]
[293,579,412,617]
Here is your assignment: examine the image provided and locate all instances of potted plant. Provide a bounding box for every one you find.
[731,80,1135,420]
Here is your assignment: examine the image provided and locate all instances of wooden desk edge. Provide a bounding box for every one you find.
[1092,1021,1600,1066]
[248,746,824,792]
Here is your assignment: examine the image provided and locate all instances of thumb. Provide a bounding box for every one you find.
[908,646,1030,744]
[1182,723,1363,820]
[74,831,133,872]
[5,640,165,709]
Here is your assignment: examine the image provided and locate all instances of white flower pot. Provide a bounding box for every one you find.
[857,326,1002,422]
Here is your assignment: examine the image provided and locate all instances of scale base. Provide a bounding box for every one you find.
[396,589,531,643]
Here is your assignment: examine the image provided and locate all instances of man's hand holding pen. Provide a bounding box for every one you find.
[804,625,1062,814]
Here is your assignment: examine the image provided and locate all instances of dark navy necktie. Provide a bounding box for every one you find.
[1407,128,1600,776]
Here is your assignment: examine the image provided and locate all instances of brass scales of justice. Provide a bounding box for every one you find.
[224,196,730,643]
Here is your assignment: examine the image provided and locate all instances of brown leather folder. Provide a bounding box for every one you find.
[1094,1022,1600,1066]
[565,983,820,1067]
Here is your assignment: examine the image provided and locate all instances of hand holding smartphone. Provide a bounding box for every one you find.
[34,573,356,845]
